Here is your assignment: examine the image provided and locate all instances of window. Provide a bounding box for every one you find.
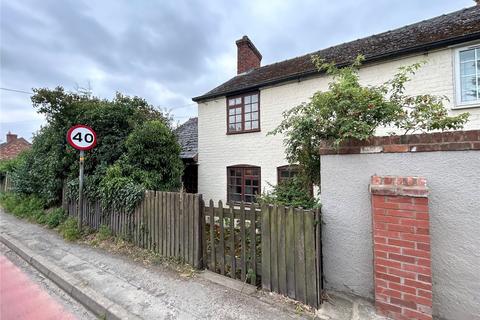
[456,45,480,106]
[227,92,260,133]
[227,166,261,203]
[277,165,299,184]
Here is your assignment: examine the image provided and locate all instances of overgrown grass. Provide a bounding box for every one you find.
[97,224,112,241]
[1,192,68,232]
[58,217,81,241]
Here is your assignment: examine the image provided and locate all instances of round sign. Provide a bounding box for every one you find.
[67,125,97,150]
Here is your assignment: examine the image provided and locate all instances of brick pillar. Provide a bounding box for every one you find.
[370,176,432,320]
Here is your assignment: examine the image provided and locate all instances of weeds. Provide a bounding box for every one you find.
[97,224,112,241]
[58,217,80,241]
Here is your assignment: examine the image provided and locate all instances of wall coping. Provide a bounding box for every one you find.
[369,175,428,198]
[319,130,480,155]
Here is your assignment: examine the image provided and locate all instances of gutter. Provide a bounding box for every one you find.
[192,32,480,103]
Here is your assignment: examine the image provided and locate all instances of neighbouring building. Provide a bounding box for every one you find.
[175,118,198,193]
[193,5,480,202]
[0,132,31,160]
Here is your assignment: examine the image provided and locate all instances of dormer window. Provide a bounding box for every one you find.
[227,92,260,134]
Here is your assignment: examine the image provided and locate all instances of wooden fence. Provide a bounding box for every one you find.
[0,174,12,192]
[64,190,203,268]
[262,205,322,308]
[64,191,323,308]
[204,201,322,308]
[204,201,262,286]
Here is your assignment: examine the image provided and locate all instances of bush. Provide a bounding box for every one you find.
[45,208,67,228]
[0,193,45,220]
[257,176,320,209]
[59,217,80,241]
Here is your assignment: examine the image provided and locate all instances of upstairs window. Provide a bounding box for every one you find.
[227,92,260,134]
[456,45,480,106]
[227,165,261,203]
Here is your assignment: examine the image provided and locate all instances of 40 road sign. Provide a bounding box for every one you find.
[67,125,97,150]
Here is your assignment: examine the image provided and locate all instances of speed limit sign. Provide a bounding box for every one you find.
[67,125,97,150]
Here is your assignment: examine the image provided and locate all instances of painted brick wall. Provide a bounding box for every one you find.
[197,48,480,202]
[370,176,432,320]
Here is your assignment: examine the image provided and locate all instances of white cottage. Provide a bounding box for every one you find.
[192,5,480,202]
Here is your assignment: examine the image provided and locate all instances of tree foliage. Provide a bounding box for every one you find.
[9,87,182,210]
[271,56,469,186]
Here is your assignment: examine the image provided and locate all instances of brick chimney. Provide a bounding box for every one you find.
[236,35,262,74]
[6,132,17,143]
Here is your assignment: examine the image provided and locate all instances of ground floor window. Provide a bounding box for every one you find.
[227,165,261,203]
[277,165,299,184]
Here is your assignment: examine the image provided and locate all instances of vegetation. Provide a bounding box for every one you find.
[4,87,182,211]
[271,55,470,187]
[0,193,67,228]
[58,217,81,241]
[257,176,319,209]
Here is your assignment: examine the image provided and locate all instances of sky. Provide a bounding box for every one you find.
[0,0,475,142]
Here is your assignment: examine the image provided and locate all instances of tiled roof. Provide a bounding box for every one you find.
[175,118,198,160]
[193,5,480,102]
[0,137,31,160]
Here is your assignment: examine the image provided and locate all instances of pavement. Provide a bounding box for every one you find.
[0,209,386,320]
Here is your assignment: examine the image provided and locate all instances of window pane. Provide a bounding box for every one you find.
[461,61,476,76]
[245,105,251,113]
[245,96,251,103]
[461,76,477,102]
[235,107,242,115]
[251,94,258,103]
[245,186,252,194]
[252,121,259,129]
[229,99,235,106]
[251,103,258,111]
[460,49,475,62]
[229,116,235,123]
[245,113,251,121]
[232,194,242,202]
[252,112,258,120]
[245,195,252,203]
[235,115,242,122]
[235,98,241,105]
[235,123,242,130]
[229,108,235,115]
[245,122,251,130]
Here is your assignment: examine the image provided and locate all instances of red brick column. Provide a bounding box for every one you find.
[370,176,432,320]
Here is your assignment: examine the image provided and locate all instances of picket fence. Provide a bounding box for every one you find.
[64,190,203,268]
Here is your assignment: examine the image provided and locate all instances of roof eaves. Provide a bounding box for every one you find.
[192,32,480,103]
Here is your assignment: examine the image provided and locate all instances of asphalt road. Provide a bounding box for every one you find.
[0,242,95,320]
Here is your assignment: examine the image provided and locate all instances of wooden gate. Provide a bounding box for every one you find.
[203,201,261,286]
[204,201,322,307]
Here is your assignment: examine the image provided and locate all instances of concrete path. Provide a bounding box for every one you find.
[0,210,310,320]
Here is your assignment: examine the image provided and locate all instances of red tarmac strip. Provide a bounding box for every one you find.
[0,255,77,320]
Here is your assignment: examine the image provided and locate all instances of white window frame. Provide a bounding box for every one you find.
[454,43,480,109]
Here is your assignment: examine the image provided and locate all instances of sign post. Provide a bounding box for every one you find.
[67,125,97,230]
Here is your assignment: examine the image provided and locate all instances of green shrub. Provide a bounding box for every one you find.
[45,208,67,228]
[59,217,80,241]
[0,193,45,220]
[257,176,320,209]
[97,224,112,241]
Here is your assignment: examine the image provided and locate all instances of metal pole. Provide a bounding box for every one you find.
[78,150,85,230]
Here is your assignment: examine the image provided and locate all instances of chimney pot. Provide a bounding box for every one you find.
[6,132,18,143]
[236,35,262,74]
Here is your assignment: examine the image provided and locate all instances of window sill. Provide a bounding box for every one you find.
[226,129,261,135]
[452,102,480,110]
